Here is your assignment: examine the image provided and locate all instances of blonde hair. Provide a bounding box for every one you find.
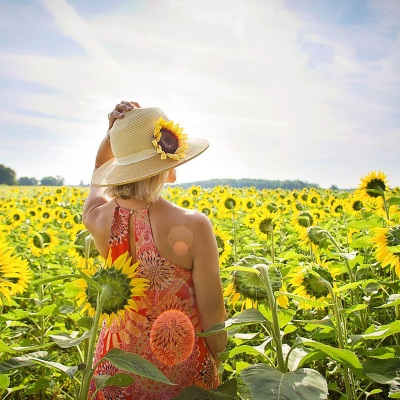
[106,170,169,202]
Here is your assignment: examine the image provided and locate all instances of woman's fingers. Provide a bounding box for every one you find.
[108,101,140,129]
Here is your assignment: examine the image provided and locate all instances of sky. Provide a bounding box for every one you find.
[0,0,399,189]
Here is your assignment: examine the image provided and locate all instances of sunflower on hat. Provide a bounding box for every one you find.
[152,118,189,160]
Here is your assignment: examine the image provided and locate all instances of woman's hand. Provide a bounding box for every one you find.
[107,101,140,130]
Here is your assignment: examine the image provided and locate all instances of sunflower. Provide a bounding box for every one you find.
[8,209,26,227]
[371,224,400,278]
[299,226,328,253]
[292,210,315,232]
[28,230,60,257]
[75,252,149,326]
[346,193,365,215]
[152,118,188,160]
[358,171,388,200]
[0,241,33,303]
[224,256,288,310]
[197,200,214,217]
[243,211,258,230]
[254,210,277,240]
[288,261,340,309]
[177,196,193,209]
[213,225,233,266]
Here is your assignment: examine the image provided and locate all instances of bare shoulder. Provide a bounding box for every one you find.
[160,198,213,232]
[82,186,115,239]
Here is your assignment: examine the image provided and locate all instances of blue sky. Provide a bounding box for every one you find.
[0,0,399,188]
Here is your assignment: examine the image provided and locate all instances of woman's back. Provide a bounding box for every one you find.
[87,197,221,399]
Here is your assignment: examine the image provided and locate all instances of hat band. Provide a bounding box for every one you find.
[116,148,157,166]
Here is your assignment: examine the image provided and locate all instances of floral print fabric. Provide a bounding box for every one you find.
[91,204,219,399]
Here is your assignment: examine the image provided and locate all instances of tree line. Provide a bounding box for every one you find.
[1,164,326,190]
[178,178,321,190]
[0,164,65,186]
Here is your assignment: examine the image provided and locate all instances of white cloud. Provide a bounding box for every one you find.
[0,0,399,188]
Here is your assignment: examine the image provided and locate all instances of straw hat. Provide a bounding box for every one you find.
[92,107,209,186]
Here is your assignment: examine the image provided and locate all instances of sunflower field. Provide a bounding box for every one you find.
[0,171,400,400]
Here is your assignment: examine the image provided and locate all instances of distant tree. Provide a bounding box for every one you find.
[0,164,17,185]
[178,178,320,190]
[40,176,65,186]
[330,184,339,191]
[18,177,38,186]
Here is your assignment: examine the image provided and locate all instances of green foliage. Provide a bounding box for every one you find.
[1,181,400,399]
[177,178,321,190]
[0,164,17,185]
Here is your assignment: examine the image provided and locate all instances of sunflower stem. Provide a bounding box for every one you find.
[232,212,238,264]
[78,288,106,400]
[323,279,356,400]
[270,229,275,264]
[259,265,285,372]
[382,191,390,220]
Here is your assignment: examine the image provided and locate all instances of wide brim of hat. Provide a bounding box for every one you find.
[92,137,209,186]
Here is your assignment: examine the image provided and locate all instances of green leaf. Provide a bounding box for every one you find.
[388,245,400,253]
[275,292,330,308]
[388,197,400,206]
[347,219,381,229]
[94,373,135,389]
[376,294,400,309]
[0,374,10,389]
[241,363,328,399]
[33,303,59,316]
[287,347,309,372]
[345,304,368,314]
[0,351,48,373]
[334,281,362,293]
[359,347,398,360]
[350,236,373,249]
[102,348,174,385]
[31,274,80,286]
[50,330,92,349]
[31,358,78,381]
[199,308,268,337]
[228,344,268,359]
[259,305,295,328]
[364,358,400,386]
[298,338,363,377]
[293,317,335,330]
[331,251,358,260]
[351,321,400,343]
[173,385,237,399]
[0,340,16,354]
[78,268,103,292]
[223,266,260,275]
[77,316,94,330]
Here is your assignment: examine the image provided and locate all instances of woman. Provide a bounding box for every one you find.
[83,101,227,399]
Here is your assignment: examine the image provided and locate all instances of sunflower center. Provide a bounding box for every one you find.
[352,200,363,211]
[224,198,236,210]
[86,267,131,314]
[366,179,386,197]
[159,129,179,154]
[33,232,51,249]
[215,236,225,255]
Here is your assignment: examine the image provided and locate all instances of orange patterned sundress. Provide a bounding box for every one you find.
[90,203,219,399]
